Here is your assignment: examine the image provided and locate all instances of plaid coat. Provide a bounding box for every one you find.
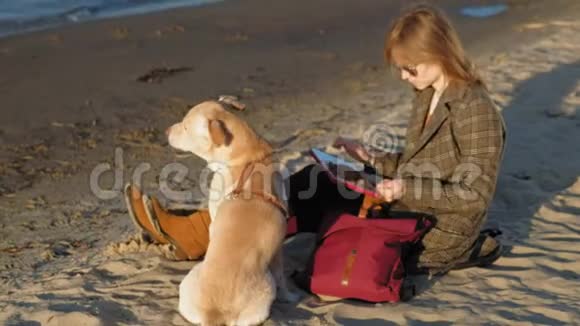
[371,80,506,270]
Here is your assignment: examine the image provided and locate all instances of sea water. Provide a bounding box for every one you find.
[0,0,223,38]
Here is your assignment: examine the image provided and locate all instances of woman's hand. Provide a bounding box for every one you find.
[375,178,405,202]
[332,137,371,163]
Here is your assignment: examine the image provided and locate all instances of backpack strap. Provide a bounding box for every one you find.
[357,194,385,218]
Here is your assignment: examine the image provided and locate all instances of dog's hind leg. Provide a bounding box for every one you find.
[234,272,276,326]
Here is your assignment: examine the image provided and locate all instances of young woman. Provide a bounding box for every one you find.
[332,4,506,273]
[125,4,506,275]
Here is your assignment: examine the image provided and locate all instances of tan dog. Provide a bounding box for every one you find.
[167,101,297,326]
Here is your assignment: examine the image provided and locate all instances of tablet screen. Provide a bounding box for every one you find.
[310,148,363,171]
[310,148,382,197]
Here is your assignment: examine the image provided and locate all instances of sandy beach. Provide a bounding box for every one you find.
[1,0,579,324]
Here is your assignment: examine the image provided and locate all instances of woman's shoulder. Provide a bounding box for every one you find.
[448,81,506,134]
[448,81,498,114]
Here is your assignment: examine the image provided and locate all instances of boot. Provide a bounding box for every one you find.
[124,183,210,260]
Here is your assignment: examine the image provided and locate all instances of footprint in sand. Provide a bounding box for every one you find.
[111,27,130,40]
[96,260,142,279]
[36,311,101,326]
[46,34,63,45]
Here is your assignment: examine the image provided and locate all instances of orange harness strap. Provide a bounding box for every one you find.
[227,162,289,218]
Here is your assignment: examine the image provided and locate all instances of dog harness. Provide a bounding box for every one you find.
[225,161,289,218]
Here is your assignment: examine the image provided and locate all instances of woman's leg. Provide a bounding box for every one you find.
[407,216,502,274]
[286,164,364,234]
[124,164,364,259]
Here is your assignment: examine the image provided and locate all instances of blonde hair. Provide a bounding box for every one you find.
[384,4,483,85]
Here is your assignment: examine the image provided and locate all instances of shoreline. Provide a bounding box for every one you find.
[0,0,225,40]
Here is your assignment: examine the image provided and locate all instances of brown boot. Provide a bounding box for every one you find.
[124,183,169,244]
[143,196,211,260]
[124,183,211,260]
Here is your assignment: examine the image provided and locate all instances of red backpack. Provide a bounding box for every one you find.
[294,210,432,303]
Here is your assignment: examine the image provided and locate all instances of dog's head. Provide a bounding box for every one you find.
[167,101,270,166]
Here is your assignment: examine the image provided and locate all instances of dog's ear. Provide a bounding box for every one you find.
[208,119,232,147]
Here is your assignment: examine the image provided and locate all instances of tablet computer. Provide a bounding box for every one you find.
[310,148,383,198]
